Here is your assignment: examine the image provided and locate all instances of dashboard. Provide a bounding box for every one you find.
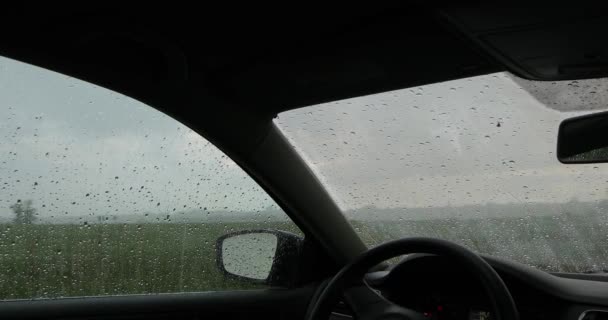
[360,255,608,320]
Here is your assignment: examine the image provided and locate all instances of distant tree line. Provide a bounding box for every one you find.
[9,199,36,224]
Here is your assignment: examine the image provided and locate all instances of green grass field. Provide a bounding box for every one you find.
[0,221,298,299]
[1,212,608,300]
[353,211,608,273]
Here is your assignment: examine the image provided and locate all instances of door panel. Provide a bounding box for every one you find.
[0,287,317,320]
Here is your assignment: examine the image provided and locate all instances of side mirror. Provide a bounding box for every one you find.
[558,111,608,163]
[216,229,302,287]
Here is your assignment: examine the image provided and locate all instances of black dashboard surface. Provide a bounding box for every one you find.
[364,255,608,320]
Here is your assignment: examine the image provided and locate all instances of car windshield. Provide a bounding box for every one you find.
[276,72,608,273]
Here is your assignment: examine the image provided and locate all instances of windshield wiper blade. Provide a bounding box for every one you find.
[582,269,608,274]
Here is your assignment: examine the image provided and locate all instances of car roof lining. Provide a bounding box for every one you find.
[2,5,605,118]
[0,4,501,117]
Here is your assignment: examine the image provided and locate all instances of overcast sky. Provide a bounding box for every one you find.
[276,73,608,217]
[0,57,277,221]
[2,55,608,223]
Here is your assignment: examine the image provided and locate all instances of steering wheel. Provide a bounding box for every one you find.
[306,237,519,320]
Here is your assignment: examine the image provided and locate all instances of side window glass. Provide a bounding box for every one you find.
[0,57,300,299]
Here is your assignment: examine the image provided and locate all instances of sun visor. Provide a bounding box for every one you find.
[441,7,608,80]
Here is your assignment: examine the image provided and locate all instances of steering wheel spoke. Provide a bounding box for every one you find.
[344,286,426,320]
